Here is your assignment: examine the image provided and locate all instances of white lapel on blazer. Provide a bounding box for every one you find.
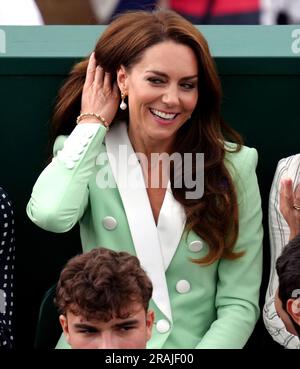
[157,180,186,271]
[105,121,172,323]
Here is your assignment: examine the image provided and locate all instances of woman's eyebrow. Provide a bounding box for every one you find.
[145,70,198,80]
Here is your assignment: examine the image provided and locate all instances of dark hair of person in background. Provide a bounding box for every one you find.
[276,234,300,337]
[48,10,243,265]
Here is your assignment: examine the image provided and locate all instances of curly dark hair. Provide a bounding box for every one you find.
[55,248,153,322]
[276,234,300,337]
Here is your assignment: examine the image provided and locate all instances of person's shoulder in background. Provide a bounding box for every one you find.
[0,186,16,348]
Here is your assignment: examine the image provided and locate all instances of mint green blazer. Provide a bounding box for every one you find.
[27,121,263,349]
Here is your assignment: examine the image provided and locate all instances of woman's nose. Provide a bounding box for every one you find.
[161,86,179,106]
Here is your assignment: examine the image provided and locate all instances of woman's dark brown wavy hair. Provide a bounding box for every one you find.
[51,10,243,265]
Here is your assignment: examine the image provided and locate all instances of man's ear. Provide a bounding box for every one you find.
[59,314,71,344]
[146,310,155,341]
[116,65,128,93]
[275,289,298,335]
[287,298,300,326]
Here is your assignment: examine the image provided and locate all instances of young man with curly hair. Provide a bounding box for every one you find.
[55,247,154,349]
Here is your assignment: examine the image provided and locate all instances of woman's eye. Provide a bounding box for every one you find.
[148,78,164,84]
[148,78,195,90]
[181,83,195,89]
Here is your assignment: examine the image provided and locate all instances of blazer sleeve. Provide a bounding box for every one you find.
[26,123,107,233]
[263,155,300,349]
[196,147,263,349]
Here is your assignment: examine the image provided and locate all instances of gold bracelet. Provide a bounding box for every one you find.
[76,112,109,129]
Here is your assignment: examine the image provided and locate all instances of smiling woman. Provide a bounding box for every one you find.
[117,41,198,149]
[27,9,263,349]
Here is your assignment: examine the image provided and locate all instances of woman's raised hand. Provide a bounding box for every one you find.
[279,177,300,240]
[80,52,120,125]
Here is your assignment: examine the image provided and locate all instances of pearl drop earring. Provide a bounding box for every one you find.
[120,92,127,110]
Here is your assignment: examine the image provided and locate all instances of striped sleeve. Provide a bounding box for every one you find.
[263,155,300,349]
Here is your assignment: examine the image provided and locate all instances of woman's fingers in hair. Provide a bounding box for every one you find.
[84,52,97,89]
[80,52,119,124]
[94,65,104,88]
[94,66,114,94]
[103,71,113,93]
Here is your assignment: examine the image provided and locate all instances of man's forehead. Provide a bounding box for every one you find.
[72,303,145,324]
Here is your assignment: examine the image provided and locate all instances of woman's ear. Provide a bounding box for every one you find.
[116,65,128,93]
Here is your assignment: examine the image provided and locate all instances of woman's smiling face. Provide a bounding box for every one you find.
[117,40,199,147]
